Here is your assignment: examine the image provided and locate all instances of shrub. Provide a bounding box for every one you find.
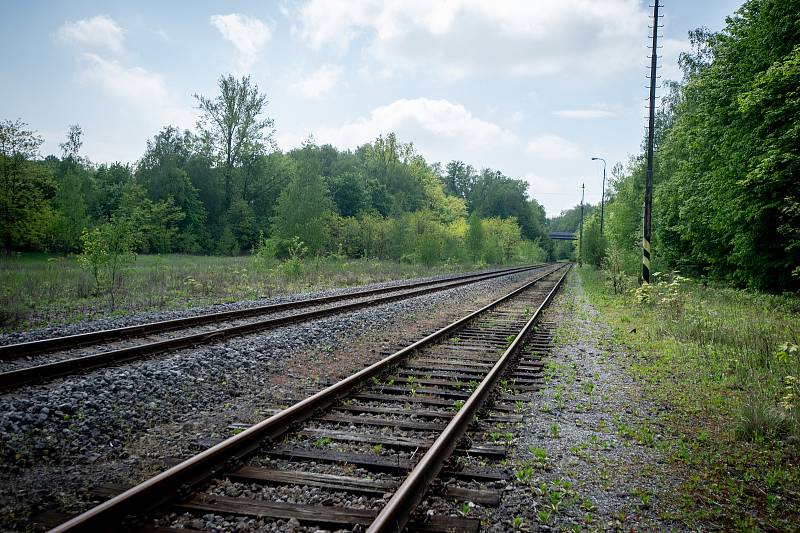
[78,218,136,308]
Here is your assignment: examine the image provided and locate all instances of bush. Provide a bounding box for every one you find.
[735,397,792,443]
[78,218,136,308]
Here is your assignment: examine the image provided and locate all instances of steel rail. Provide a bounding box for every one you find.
[0,264,538,360]
[48,265,562,532]
[0,265,543,391]
[368,264,571,532]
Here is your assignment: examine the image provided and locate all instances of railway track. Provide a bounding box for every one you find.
[0,264,544,391]
[49,263,570,532]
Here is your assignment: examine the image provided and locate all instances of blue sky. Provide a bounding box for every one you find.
[1,0,744,216]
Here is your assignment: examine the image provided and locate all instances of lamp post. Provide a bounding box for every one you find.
[591,157,606,235]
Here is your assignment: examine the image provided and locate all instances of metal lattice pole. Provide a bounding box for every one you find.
[643,2,662,283]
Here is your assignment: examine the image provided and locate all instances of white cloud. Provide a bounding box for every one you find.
[291,64,343,100]
[554,109,615,119]
[311,98,517,152]
[79,53,193,128]
[210,13,271,72]
[57,15,125,53]
[526,134,582,160]
[299,0,650,79]
[660,37,688,82]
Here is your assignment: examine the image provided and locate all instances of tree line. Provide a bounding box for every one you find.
[0,76,553,266]
[574,0,799,293]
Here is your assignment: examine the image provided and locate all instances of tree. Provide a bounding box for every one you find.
[194,75,275,208]
[578,213,607,267]
[78,217,136,308]
[0,119,56,250]
[442,160,477,200]
[52,124,93,251]
[465,212,485,262]
[136,127,207,251]
[271,142,335,255]
[59,124,83,161]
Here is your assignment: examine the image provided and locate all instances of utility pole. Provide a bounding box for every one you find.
[591,157,607,234]
[578,183,585,266]
[642,1,662,283]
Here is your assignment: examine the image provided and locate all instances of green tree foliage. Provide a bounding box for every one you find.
[78,216,136,308]
[577,213,606,268]
[136,126,206,252]
[0,119,56,250]
[465,212,486,262]
[2,77,550,267]
[270,143,335,255]
[600,0,799,292]
[194,75,276,208]
[52,125,92,251]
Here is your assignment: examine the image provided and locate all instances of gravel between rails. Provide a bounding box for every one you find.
[0,268,539,531]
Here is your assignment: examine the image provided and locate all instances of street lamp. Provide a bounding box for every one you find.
[591,157,606,235]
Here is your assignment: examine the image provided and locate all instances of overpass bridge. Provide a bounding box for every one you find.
[549,231,577,241]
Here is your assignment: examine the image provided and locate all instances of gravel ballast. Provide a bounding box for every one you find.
[0,267,540,531]
[464,271,685,531]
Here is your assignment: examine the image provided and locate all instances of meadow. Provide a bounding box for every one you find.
[0,253,494,331]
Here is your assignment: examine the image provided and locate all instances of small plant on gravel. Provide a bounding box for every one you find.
[512,516,524,529]
[530,446,548,466]
[453,399,465,411]
[515,462,533,483]
[451,336,461,344]
[514,399,524,412]
[549,422,560,438]
[635,423,656,446]
[457,502,474,517]
[490,431,502,443]
[633,488,652,509]
[468,379,478,391]
[536,509,551,524]
[371,376,381,386]
[500,379,510,394]
[506,334,517,343]
[580,498,596,512]
[406,376,417,396]
[373,443,383,455]
[313,436,332,447]
[386,378,395,386]
[505,431,514,443]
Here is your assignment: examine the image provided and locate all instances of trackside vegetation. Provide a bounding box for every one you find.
[0,254,500,330]
[580,267,799,530]
[565,0,799,293]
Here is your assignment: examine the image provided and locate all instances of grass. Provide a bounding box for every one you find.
[579,266,800,531]
[0,252,501,331]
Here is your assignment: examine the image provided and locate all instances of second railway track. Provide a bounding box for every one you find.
[0,264,544,390]
[50,263,570,532]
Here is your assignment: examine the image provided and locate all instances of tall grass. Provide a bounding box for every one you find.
[583,267,800,439]
[0,253,519,331]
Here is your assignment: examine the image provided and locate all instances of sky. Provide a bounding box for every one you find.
[1,0,745,216]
